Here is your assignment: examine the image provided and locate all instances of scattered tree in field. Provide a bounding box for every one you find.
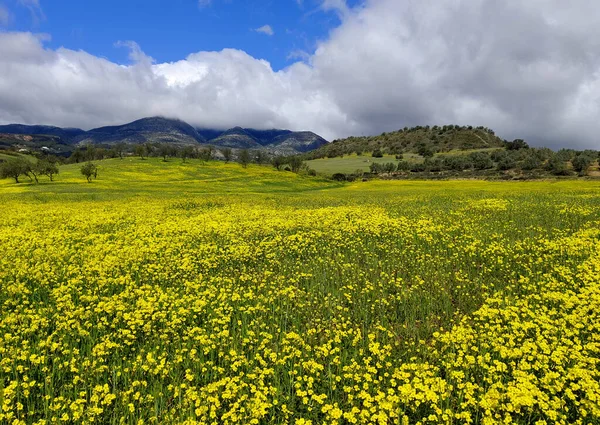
[135,144,147,159]
[81,162,98,183]
[254,150,269,165]
[199,146,213,162]
[288,156,304,173]
[158,144,173,162]
[114,142,127,159]
[71,147,84,164]
[0,157,31,183]
[272,155,287,171]
[35,159,59,181]
[180,146,195,163]
[221,148,233,163]
[238,149,250,168]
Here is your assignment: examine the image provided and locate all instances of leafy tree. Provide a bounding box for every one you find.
[497,156,517,171]
[372,149,383,158]
[158,144,173,162]
[199,145,214,162]
[238,149,251,168]
[254,150,269,165]
[505,139,529,150]
[0,157,30,183]
[469,152,494,170]
[369,163,383,174]
[35,159,59,181]
[572,154,594,174]
[397,160,411,172]
[221,147,233,163]
[546,155,569,176]
[288,156,304,173]
[114,142,127,159]
[180,146,195,163]
[272,155,287,171]
[520,154,542,171]
[71,147,84,164]
[424,157,444,172]
[417,144,434,158]
[81,162,98,183]
[135,144,147,159]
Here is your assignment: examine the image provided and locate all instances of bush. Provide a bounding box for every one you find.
[397,161,411,172]
[469,152,494,170]
[497,157,517,171]
[331,173,347,181]
[546,156,570,176]
[372,149,383,158]
[521,154,542,171]
[572,154,594,174]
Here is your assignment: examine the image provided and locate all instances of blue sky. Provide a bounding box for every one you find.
[3,0,359,71]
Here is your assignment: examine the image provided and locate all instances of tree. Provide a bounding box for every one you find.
[81,162,98,182]
[238,149,251,168]
[254,150,269,165]
[71,147,84,164]
[199,146,213,162]
[135,144,147,159]
[288,156,304,173]
[221,147,233,163]
[572,154,594,174]
[180,146,195,163]
[272,155,287,171]
[469,152,494,170]
[546,155,569,176]
[497,156,517,171]
[521,154,542,171]
[35,159,59,181]
[114,142,127,159]
[417,145,434,158]
[372,149,383,158]
[158,144,172,162]
[397,160,411,172]
[0,157,30,183]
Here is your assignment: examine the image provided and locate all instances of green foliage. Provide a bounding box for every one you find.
[372,149,383,158]
[546,155,570,176]
[80,162,98,183]
[0,157,31,183]
[288,156,305,173]
[469,152,494,170]
[238,149,251,168]
[35,159,60,182]
[220,147,233,163]
[272,155,287,171]
[572,154,595,174]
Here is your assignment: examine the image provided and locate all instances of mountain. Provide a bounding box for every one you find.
[306,125,506,159]
[75,117,205,145]
[0,117,328,154]
[0,124,85,142]
[199,127,327,153]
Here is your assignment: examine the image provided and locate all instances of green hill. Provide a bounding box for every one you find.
[306,125,505,159]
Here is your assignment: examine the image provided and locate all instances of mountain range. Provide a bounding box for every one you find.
[0,117,328,155]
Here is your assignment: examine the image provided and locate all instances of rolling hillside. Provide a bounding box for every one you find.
[306,125,505,159]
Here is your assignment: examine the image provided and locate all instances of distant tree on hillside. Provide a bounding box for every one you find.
[546,155,569,176]
[238,149,250,168]
[372,149,383,158]
[417,144,434,158]
[81,162,98,183]
[158,144,173,162]
[572,154,594,175]
[221,147,233,163]
[254,150,269,165]
[71,147,84,164]
[469,152,494,170]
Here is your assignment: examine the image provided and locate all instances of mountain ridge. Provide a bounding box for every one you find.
[0,117,328,154]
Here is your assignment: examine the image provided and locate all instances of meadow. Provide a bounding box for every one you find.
[1,158,600,424]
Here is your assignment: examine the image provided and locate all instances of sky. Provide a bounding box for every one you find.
[0,0,600,149]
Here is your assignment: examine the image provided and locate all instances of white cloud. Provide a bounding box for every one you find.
[2,1,600,148]
[255,25,274,36]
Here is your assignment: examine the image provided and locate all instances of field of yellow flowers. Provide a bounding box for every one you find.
[1,159,600,424]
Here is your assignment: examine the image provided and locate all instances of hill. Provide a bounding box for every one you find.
[306,125,505,159]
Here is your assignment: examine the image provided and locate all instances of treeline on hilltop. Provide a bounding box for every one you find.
[306,125,504,159]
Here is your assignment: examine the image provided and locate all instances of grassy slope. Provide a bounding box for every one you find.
[306,149,502,175]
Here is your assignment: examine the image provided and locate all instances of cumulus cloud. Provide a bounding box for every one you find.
[255,25,274,36]
[1,0,600,148]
